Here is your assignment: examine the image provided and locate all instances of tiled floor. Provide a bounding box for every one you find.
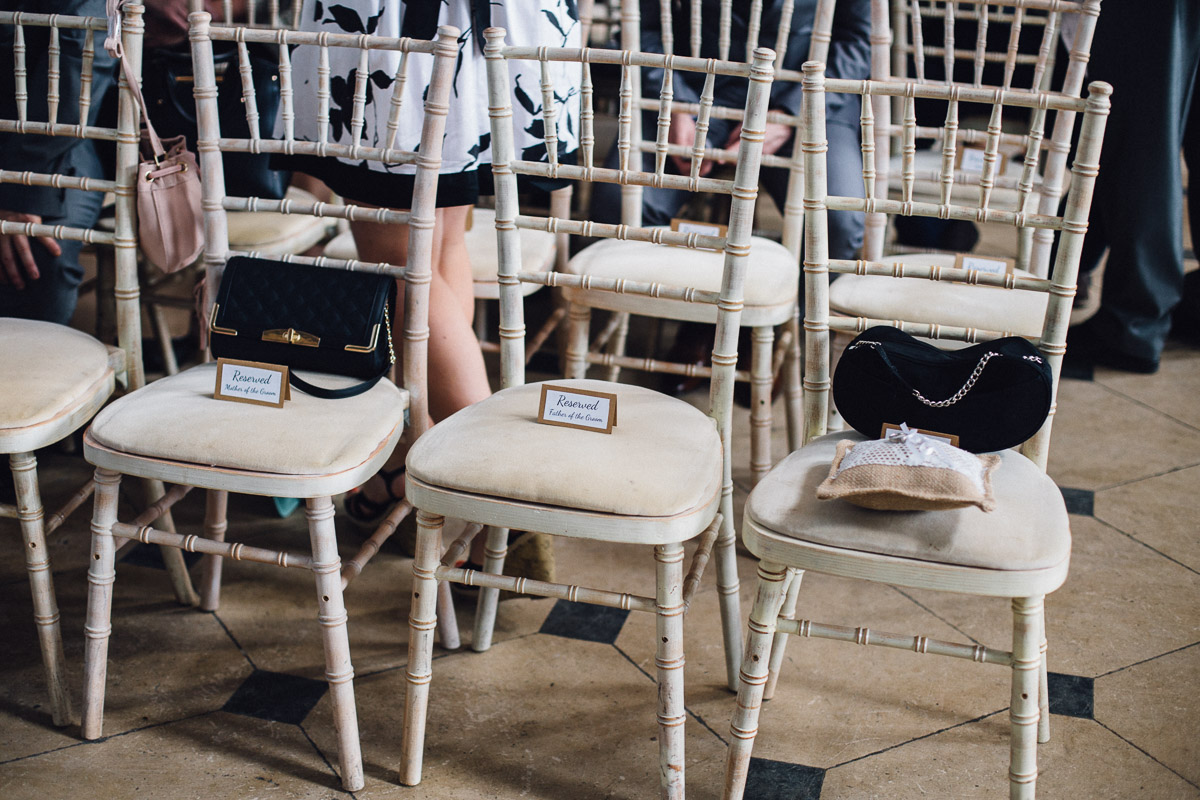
[2,256,1199,797]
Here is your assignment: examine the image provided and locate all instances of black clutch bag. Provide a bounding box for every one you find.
[832,326,1053,453]
[209,256,396,399]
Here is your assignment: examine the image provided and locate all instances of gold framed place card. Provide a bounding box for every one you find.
[537,384,618,434]
[881,423,960,448]
[954,252,1015,278]
[213,358,290,408]
[669,217,726,251]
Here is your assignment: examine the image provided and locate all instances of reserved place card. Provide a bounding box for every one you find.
[537,384,618,434]
[214,358,290,408]
[955,252,1015,278]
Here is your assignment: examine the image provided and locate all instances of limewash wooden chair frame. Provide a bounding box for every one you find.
[79,16,459,791]
[869,0,1103,277]
[722,64,1110,800]
[399,30,774,799]
[0,3,197,726]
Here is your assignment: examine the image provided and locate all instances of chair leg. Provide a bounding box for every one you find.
[655,541,687,800]
[10,453,73,727]
[1038,608,1050,744]
[138,477,199,606]
[473,525,510,653]
[565,303,591,379]
[198,490,228,612]
[604,311,630,382]
[401,509,443,787]
[1010,595,1044,800]
[723,561,790,800]
[82,468,122,740]
[763,568,804,701]
[750,326,775,485]
[783,308,804,453]
[305,496,363,792]
[715,499,742,692]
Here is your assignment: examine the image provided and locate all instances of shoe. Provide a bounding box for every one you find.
[343,466,407,531]
[1065,318,1160,375]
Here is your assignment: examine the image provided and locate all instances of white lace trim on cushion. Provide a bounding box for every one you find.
[834,423,989,493]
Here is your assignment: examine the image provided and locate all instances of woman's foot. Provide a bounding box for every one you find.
[343,466,407,530]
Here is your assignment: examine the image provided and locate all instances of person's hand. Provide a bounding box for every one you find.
[669,111,713,177]
[723,121,794,157]
[0,210,60,289]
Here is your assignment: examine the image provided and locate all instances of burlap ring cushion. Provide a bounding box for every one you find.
[817,426,1000,512]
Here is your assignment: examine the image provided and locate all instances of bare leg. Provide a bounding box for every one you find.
[349,205,492,501]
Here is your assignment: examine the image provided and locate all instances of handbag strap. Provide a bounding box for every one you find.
[105,0,168,161]
[288,366,389,400]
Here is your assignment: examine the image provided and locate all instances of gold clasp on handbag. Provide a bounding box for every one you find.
[262,327,321,347]
[344,323,381,354]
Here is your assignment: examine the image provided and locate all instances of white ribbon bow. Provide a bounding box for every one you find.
[885,423,951,468]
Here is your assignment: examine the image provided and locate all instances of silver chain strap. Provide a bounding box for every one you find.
[912,351,997,407]
[847,339,1044,409]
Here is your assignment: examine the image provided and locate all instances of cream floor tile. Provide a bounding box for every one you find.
[303,634,730,799]
[900,516,1200,678]
[1094,463,1200,573]
[0,713,343,800]
[1094,349,1200,431]
[1096,644,1200,787]
[669,572,1012,769]
[1048,379,1200,489]
[820,714,1200,799]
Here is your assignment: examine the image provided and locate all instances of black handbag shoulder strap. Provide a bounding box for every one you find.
[288,366,389,400]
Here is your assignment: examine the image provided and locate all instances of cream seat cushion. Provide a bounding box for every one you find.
[888,148,1029,210]
[322,208,555,299]
[226,187,336,254]
[0,318,113,433]
[564,235,798,326]
[829,253,1048,339]
[406,379,721,519]
[746,431,1069,572]
[88,363,406,476]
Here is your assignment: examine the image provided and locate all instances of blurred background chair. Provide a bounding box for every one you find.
[723,63,1111,800]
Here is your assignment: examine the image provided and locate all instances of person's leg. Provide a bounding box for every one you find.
[0,156,105,325]
[348,205,491,506]
[1071,0,1200,368]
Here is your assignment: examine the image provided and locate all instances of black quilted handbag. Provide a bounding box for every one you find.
[832,326,1053,453]
[209,256,396,399]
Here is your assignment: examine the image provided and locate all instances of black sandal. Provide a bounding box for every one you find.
[343,466,406,530]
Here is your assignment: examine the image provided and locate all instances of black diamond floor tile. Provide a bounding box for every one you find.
[1060,487,1096,517]
[539,599,629,644]
[120,543,202,570]
[1047,671,1095,719]
[222,669,328,726]
[743,757,826,800]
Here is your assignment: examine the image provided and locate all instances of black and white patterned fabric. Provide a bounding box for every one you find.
[285,0,581,184]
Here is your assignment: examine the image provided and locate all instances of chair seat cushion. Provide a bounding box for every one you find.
[88,362,407,476]
[745,431,1070,571]
[321,208,555,298]
[564,235,798,325]
[226,187,335,253]
[0,318,112,430]
[406,379,722,518]
[829,253,1048,339]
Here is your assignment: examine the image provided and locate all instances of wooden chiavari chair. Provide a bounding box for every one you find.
[78,15,458,791]
[0,3,200,726]
[722,63,1111,800]
[399,29,775,798]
